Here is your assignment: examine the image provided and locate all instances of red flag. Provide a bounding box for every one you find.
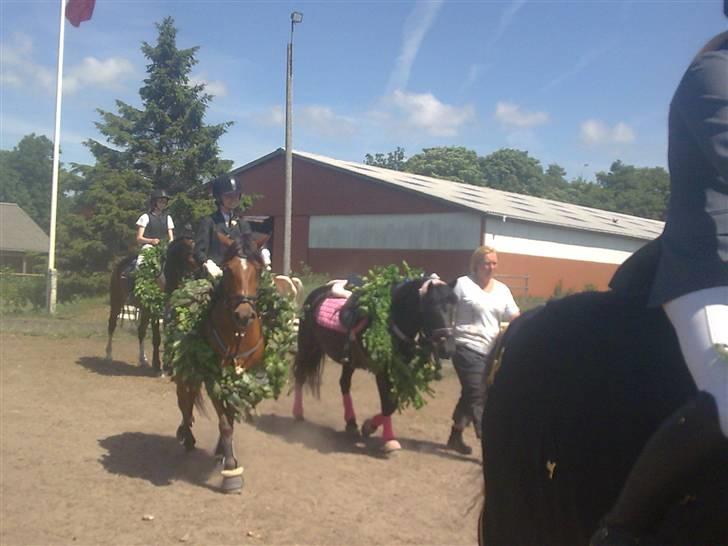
[65,0,96,27]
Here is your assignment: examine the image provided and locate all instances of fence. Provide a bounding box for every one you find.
[496,274,530,297]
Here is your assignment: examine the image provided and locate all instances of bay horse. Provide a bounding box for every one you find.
[174,237,265,493]
[479,290,728,546]
[105,238,197,371]
[292,277,457,453]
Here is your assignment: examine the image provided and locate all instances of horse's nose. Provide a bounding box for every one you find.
[234,305,252,326]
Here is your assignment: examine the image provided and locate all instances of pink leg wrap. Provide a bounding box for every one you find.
[370,413,385,428]
[342,393,356,422]
[292,384,303,418]
[382,415,394,441]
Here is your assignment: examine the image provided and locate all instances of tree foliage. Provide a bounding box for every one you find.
[363,147,406,171]
[58,17,234,272]
[406,146,483,185]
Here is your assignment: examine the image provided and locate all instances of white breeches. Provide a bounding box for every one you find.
[663,286,728,436]
[136,243,154,268]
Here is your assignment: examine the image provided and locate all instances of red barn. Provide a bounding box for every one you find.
[233,149,663,298]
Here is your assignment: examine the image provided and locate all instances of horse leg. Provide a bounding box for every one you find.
[106,306,118,362]
[151,318,161,372]
[175,380,198,451]
[362,373,401,453]
[138,310,150,367]
[339,365,359,435]
[106,276,125,361]
[210,397,244,494]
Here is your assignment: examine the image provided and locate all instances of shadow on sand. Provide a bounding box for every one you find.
[77,356,158,378]
[253,413,479,463]
[98,432,220,491]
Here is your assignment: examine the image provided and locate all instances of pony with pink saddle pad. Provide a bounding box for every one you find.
[292,277,457,453]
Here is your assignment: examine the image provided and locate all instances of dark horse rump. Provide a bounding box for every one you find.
[481,290,728,546]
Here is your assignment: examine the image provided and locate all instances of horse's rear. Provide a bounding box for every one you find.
[481,291,728,545]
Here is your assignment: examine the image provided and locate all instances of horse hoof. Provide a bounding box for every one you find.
[293,412,304,422]
[345,420,360,436]
[176,425,196,451]
[361,418,378,437]
[139,358,150,368]
[383,439,402,454]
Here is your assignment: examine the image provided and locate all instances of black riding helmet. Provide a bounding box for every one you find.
[211,176,241,200]
[150,188,169,200]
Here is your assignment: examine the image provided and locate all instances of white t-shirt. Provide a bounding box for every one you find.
[452,275,520,356]
[136,213,175,230]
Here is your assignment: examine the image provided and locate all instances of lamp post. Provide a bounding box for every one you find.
[283,10,303,275]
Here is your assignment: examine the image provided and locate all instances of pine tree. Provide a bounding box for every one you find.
[62,17,233,271]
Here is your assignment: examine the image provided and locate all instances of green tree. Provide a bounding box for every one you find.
[594,161,669,220]
[62,17,234,271]
[404,146,483,185]
[479,149,547,196]
[87,17,232,194]
[364,147,407,171]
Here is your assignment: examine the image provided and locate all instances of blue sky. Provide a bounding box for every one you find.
[1,1,725,181]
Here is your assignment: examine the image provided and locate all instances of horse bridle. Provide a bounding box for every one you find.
[388,279,453,349]
[209,264,262,366]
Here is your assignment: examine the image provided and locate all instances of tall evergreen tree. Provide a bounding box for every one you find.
[62,17,233,271]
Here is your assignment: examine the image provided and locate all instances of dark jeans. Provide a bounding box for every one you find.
[452,344,487,438]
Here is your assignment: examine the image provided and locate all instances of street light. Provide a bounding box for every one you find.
[283,11,303,275]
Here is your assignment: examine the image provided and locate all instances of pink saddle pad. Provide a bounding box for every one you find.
[315,298,348,332]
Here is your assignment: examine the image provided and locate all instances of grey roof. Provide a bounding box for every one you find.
[234,149,665,241]
[0,203,49,253]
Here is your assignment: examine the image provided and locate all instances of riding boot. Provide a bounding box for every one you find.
[590,391,725,546]
[446,426,473,455]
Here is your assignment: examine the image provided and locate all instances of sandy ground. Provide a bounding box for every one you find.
[0,312,482,546]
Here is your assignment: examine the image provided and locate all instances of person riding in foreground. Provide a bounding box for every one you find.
[591,9,728,546]
[194,175,255,277]
[448,246,519,455]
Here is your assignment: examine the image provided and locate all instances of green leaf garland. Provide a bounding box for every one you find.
[132,243,166,318]
[163,268,297,421]
[356,263,440,411]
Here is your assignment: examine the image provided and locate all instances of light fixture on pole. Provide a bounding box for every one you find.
[283,10,303,275]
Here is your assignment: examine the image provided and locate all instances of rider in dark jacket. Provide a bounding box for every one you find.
[194,176,255,277]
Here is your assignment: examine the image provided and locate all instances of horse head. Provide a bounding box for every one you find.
[220,240,261,329]
[164,237,198,294]
[417,278,457,359]
[390,277,457,361]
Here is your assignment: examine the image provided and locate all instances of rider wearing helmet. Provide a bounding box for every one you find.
[194,175,255,278]
[136,189,174,248]
[591,7,728,545]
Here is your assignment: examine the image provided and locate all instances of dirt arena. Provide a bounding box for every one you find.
[0,307,481,545]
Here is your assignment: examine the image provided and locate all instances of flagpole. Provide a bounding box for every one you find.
[47,0,67,314]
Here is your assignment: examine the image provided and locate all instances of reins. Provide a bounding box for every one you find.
[388,279,453,348]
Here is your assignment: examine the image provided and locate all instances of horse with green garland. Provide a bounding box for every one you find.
[106,239,197,372]
[292,264,458,454]
[164,233,297,493]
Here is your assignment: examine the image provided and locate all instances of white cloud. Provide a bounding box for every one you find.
[1,32,134,95]
[383,90,475,137]
[580,119,635,145]
[387,1,444,93]
[494,101,549,128]
[64,57,135,94]
[189,74,228,97]
[251,104,356,138]
[485,0,526,52]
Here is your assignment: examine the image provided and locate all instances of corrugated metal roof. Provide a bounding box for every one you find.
[234,149,665,241]
[0,203,50,253]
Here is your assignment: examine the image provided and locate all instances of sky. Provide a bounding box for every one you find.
[1,0,725,182]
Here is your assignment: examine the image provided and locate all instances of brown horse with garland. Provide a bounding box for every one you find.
[292,267,457,453]
[167,233,296,493]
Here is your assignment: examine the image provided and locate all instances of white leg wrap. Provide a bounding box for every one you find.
[220,466,244,478]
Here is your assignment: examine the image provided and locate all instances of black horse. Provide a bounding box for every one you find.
[292,278,457,453]
[479,290,728,546]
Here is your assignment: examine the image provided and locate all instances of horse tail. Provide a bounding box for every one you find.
[292,286,328,398]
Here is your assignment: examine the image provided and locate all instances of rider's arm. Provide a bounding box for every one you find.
[167,215,175,243]
[194,216,213,265]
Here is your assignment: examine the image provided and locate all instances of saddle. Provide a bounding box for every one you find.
[313,291,368,334]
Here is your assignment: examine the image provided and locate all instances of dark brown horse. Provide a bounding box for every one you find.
[174,237,265,493]
[292,278,457,453]
[105,238,197,371]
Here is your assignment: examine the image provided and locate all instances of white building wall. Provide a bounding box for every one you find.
[308,212,647,265]
[309,212,481,250]
[485,217,646,264]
